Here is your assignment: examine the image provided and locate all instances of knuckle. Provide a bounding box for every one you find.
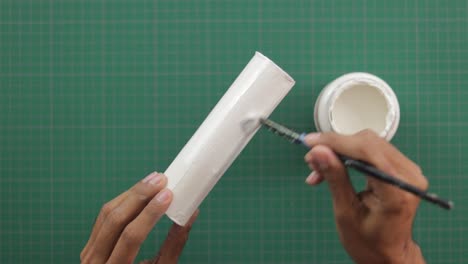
[129,187,151,202]
[121,226,144,245]
[358,130,385,149]
[388,192,416,213]
[400,192,414,204]
[388,197,415,219]
[79,250,86,262]
[356,129,379,140]
[100,202,113,217]
[386,207,413,224]
[322,131,340,144]
[107,209,127,226]
[356,142,374,159]
[355,135,387,161]
[378,159,398,176]
[80,251,92,264]
[304,152,313,163]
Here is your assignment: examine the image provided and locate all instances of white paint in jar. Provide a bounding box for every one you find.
[314,72,400,141]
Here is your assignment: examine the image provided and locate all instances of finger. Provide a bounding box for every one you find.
[81,191,128,259]
[305,171,324,186]
[107,189,173,264]
[303,130,393,168]
[309,145,359,216]
[83,172,167,263]
[304,131,427,205]
[154,210,200,264]
[386,152,429,191]
[367,153,428,208]
[306,151,327,183]
[304,152,315,171]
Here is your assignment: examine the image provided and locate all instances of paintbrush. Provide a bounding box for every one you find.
[259,118,453,210]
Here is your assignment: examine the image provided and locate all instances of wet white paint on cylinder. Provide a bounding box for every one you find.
[165,52,295,226]
[314,72,400,141]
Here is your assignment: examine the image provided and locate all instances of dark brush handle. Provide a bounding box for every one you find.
[338,154,453,210]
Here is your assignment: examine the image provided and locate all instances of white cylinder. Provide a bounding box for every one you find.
[165,52,295,226]
[314,72,400,141]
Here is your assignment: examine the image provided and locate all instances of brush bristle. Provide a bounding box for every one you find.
[260,118,301,143]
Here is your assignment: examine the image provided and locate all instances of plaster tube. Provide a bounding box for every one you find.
[165,52,295,226]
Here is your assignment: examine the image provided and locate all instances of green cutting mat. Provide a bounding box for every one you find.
[1,0,467,263]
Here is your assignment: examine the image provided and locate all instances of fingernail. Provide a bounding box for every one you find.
[304,152,313,163]
[304,133,320,145]
[312,156,328,171]
[149,173,164,186]
[305,172,318,184]
[156,189,171,203]
[142,172,159,183]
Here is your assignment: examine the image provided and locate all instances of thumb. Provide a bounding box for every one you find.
[154,210,199,264]
[309,145,358,214]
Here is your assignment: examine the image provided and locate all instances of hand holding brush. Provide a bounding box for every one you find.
[260,118,442,263]
[260,118,453,210]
